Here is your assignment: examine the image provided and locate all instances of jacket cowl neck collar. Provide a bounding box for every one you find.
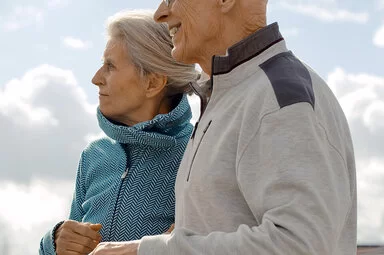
[97,94,192,149]
[212,22,283,75]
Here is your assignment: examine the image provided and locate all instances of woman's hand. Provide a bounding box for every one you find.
[89,240,140,255]
[55,220,102,255]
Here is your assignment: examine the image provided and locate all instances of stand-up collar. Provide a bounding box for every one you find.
[97,94,192,149]
[212,22,283,75]
[189,23,285,120]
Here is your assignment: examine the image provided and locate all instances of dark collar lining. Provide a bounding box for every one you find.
[212,22,283,75]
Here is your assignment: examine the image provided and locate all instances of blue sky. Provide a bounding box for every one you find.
[0,0,383,254]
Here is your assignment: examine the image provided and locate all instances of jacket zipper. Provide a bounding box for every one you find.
[191,121,199,140]
[107,167,129,240]
[107,144,131,240]
[189,80,210,140]
[187,120,212,181]
[187,61,214,180]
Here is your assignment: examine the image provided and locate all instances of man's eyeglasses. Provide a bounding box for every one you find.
[162,0,174,7]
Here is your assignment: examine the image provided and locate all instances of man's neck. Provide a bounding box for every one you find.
[200,25,266,76]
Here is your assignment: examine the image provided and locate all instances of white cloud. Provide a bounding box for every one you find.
[0,180,73,231]
[84,131,106,143]
[373,24,384,48]
[63,36,92,50]
[0,64,100,182]
[0,64,101,253]
[0,65,86,126]
[3,6,44,32]
[47,0,70,8]
[327,68,384,129]
[0,179,73,255]
[0,64,101,254]
[326,68,384,243]
[356,159,384,244]
[378,0,384,10]
[279,1,369,23]
[2,1,70,32]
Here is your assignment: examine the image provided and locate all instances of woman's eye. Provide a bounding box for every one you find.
[105,62,114,70]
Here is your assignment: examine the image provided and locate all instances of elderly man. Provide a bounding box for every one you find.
[91,0,357,254]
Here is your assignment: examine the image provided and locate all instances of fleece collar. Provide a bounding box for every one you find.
[97,94,192,149]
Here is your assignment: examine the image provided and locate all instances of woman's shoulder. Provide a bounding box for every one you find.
[82,136,124,158]
[79,137,126,173]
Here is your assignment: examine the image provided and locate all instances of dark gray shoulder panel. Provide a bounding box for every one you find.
[260,51,315,109]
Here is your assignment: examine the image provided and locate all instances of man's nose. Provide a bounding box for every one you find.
[154,1,170,23]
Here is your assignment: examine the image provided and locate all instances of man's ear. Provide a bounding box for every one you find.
[220,0,236,13]
[145,73,168,98]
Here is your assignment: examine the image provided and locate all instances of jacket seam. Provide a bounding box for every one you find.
[236,108,280,172]
[316,122,348,175]
[316,121,354,211]
[236,107,354,231]
[235,107,280,223]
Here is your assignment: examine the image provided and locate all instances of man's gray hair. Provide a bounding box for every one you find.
[106,10,199,95]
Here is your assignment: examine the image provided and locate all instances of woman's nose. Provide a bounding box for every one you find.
[91,68,103,86]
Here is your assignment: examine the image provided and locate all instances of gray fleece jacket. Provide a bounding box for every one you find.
[139,22,357,255]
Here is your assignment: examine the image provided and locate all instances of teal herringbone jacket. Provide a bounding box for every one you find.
[39,94,193,254]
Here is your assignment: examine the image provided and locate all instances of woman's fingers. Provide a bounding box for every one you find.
[165,224,175,234]
[59,229,100,249]
[55,220,102,255]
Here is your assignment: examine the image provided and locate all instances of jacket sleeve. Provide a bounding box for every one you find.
[39,152,87,255]
[138,103,355,255]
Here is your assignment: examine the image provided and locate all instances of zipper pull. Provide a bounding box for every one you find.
[191,121,199,140]
[203,120,212,133]
[121,168,129,179]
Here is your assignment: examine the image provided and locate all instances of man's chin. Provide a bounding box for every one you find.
[171,48,183,62]
[171,48,194,65]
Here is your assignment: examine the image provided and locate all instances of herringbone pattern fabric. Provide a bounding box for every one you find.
[39,94,193,254]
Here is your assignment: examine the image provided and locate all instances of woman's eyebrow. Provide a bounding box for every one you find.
[102,57,115,64]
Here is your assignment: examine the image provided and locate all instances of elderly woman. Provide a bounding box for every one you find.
[39,10,199,255]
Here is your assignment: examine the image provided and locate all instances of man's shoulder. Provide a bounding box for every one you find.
[259,51,315,109]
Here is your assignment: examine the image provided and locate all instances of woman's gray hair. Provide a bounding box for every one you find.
[106,10,199,95]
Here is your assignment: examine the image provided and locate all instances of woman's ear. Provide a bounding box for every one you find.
[145,73,168,98]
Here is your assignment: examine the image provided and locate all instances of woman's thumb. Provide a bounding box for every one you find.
[89,223,102,231]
